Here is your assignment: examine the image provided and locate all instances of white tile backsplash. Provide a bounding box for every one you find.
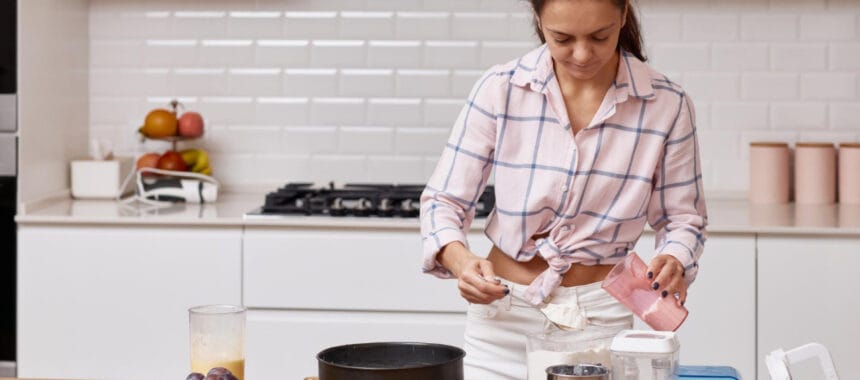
[229,68,283,97]
[800,73,857,100]
[310,98,366,125]
[283,69,338,96]
[682,14,740,42]
[394,127,449,155]
[282,126,338,154]
[174,68,229,96]
[367,40,423,67]
[710,43,770,70]
[310,40,367,67]
[799,13,856,41]
[90,0,860,191]
[366,155,427,183]
[424,41,481,69]
[771,102,829,129]
[741,73,800,100]
[255,97,309,125]
[339,12,395,39]
[395,70,451,97]
[740,14,798,42]
[284,12,338,39]
[452,13,508,41]
[339,126,395,154]
[228,12,284,38]
[771,44,828,71]
[395,12,450,40]
[830,102,860,129]
[254,40,310,67]
[711,102,770,130]
[340,69,395,97]
[366,98,423,126]
[197,97,256,124]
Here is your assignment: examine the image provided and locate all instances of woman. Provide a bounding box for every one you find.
[420,0,707,378]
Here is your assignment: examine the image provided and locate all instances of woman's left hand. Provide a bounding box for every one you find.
[646,254,687,307]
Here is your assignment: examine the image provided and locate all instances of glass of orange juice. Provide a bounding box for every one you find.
[189,305,246,380]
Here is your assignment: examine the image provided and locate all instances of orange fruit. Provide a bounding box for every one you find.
[139,109,177,138]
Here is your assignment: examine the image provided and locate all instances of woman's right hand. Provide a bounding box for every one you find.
[439,242,509,304]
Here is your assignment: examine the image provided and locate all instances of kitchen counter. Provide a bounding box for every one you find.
[14,191,860,235]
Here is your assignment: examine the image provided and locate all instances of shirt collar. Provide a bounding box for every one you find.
[510,45,656,102]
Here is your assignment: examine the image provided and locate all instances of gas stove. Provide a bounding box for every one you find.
[246,183,495,218]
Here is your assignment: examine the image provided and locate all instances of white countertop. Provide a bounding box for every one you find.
[14,191,860,235]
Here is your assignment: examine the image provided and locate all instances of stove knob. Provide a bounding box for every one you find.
[400,199,420,217]
[378,198,395,217]
[353,197,373,217]
[329,197,347,217]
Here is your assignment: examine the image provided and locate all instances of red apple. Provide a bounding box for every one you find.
[156,151,188,172]
[136,153,160,175]
[178,111,204,138]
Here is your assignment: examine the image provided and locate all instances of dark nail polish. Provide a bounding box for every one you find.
[652,282,659,290]
[503,288,510,295]
[647,271,653,279]
[681,301,685,306]
[662,290,668,298]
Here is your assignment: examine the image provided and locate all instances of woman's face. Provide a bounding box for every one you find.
[537,0,625,80]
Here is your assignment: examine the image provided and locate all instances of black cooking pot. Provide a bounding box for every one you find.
[317,342,465,380]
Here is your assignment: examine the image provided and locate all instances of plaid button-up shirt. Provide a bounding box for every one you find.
[420,44,708,305]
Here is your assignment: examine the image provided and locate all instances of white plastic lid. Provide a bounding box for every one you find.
[609,330,679,354]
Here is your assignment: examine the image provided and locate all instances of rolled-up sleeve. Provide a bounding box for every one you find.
[647,92,708,285]
[419,68,500,278]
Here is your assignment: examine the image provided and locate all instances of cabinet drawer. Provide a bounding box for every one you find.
[246,309,466,379]
[243,228,492,312]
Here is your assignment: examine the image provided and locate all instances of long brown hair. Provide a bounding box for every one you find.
[529,0,647,62]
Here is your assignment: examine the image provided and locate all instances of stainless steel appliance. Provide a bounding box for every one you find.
[245,183,494,218]
[0,0,16,376]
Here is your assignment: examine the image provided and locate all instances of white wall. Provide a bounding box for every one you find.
[88,0,860,194]
[18,0,90,209]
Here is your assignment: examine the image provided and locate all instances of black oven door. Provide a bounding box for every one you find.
[0,177,14,364]
[0,0,15,95]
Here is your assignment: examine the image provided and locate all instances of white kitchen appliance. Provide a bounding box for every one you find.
[609,330,680,380]
[765,342,839,380]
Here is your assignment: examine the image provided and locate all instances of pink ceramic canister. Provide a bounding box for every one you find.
[601,252,688,332]
[794,142,837,204]
[795,203,838,228]
[749,142,791,204]
[839,143,860,205]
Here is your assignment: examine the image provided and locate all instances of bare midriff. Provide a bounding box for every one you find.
[487,241,614,287]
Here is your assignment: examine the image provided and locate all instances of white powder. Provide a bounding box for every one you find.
[526,347,610,380]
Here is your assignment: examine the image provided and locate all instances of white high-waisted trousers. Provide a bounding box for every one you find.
[463,278,633,380]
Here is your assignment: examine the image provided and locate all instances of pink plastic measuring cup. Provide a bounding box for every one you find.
[601,252,688,331]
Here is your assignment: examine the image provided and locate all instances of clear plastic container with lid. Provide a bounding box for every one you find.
[526,324,627,380]
[609,330,680,380]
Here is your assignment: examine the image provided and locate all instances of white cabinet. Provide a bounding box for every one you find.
[635,233,756,380]
[242,226,492,379]
[17,225,242,380]
[243,227,492,312]
[757,236,860,380]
